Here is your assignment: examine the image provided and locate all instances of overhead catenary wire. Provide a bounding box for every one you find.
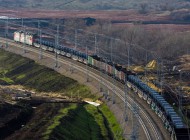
[1,18,189,138]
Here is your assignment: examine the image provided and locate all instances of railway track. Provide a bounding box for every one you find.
[0,38,164,140]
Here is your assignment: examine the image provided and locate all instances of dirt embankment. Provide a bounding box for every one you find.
[0,102,33,140]
[0,48,124,139]
[5,103,65,140]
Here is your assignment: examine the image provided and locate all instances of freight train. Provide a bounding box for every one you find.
[13,31,189,140]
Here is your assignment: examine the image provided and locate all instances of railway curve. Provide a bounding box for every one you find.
[0,37,170,140]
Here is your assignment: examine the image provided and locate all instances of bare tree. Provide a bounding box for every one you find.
[139,3,149,14]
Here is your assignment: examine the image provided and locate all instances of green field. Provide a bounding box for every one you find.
[0,49,95,99]
[0,49,124,139]
[45,104,124,140]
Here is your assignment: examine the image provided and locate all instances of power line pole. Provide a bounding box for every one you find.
[124,81,128,121]
[99,65,103,92]
[96,35,103,92]
[127,45,130,70]
[178,70,182,116]
[5,18,8,48]
[157,59,160,84]
[145,50,148,84]
[110,38,115,104]
[38,20,40,36]
[39,29,43,59]
[21,18,23,27]
[131,103,139,140]
[23,25,26,53]
[55,25,59,68]
[131,78,139,140]
[160,60,163,96]
[38,20,43,59]
[95,33,97,54]
[86,45,89,82]
[75,29,77,50]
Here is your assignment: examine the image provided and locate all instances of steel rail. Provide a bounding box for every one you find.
[0,38,161,140]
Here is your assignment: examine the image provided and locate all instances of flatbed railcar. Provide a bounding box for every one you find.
[13,31,189,140]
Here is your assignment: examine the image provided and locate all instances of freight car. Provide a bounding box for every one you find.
[14,31,36,46]
[13,31,189,139]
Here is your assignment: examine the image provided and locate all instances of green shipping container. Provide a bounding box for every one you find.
[88,56,94,66]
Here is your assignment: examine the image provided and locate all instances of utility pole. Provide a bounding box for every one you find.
[23,25,26,53]
[145,50,148,84]
[38,20,40,36]
[131,103,139,140]
[97,35,103,92]
[99,63,103,92]
[75,29,77,50]
[157,59,160,84]
[55,25,59,68]
[5,18,8,48]
[124,81,128,121]
[131,85,139,139]
[39,29,43,59]
[86,45,89,82]
[38,20,43,59]
[70,29,78,73]
[110,38,115,104]
[127,44,130,70]
[160,60,163,95]
[95,33,97,54]
[131,78,139,140]
[178,70,182,116]
[21,18,23,27]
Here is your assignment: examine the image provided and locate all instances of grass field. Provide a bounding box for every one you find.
[0,49,124,139]
[0,49,95,99]
[46,104,124,140]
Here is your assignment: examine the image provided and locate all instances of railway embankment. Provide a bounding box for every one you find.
[0,49,123,139]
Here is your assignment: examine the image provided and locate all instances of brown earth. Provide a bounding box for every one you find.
[1,9,190,32]
[114,23,190,32]
[0,9,169,21]
[177,55,190,71]
[5,103,66,140]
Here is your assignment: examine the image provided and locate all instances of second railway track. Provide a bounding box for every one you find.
[0,38,168,140]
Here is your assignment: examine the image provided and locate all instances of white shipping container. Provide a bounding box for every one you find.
[26,35,33,45]
[14,32,21,42]
[14,31,35,46]
[20,33,25,44]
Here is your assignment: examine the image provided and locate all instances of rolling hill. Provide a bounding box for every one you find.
[0,0,189,10]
